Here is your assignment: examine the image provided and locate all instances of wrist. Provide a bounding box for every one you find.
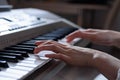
[90,51,104,68]
[91,51,120,80]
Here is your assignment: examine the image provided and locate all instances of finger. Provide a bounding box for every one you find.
[66,29,95,42]
[36,40,67,47]
[43,40,73,52]
[37,40,68,49]
[85,29,100,32]
[34,40,70,54]
[79,29,102,41]
[35,41,44,45]
[68,29,99,41]
[34,44,66,54]
[35,40,51,45]
[47,40,68,48]
[45,53,70,63]
[66,30,82,43]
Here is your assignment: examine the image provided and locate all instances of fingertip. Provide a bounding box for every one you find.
[35,40,45,45]
[35,41,40,45]
[33,47,39,54]
[33,49,38,54]
[66,36,73,43]
[66,39,72,43]
[45,54,51,57]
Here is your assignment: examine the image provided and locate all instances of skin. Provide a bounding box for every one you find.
[34,29,120,80]
[66,29,120,48]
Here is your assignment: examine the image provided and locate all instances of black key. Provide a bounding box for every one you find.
[43,33,59,37]
[0,55,18,62]
[15,45,35,48]
[3,50,29,57]
[20,42,36,46]
[22,41,35,44]
[24,40,37,43]
[0,52,24,60]
[0,60,9,68]
[54,27,77,35]
[42,33,61,39]
[34,36,58,41]
[49,33,65,39]
[51,31,66,36]
[6,46,33,53]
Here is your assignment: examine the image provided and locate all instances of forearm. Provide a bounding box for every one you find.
[113,38,120,48]
[92,52,120,80]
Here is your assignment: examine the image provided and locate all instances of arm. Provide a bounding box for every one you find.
[93,51,120,80]
[34,40,120,80]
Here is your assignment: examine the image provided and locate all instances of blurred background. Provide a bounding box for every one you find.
[7,0,120,31]
[6,0,120,59]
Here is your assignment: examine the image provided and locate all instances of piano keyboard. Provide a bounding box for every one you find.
[0,27,78,80]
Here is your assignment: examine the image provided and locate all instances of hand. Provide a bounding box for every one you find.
[66,29,120,47]
[34,40,120,80]
[34,40,103,67]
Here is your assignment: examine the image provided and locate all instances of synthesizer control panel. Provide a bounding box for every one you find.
[0,10,56,35]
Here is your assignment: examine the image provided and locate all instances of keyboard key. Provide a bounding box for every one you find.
[6,68,29,75]
[15,45,35,48]
[34,36,58,41]
[17,62,37,68]
[0,52,24,60]
[0,55,18,62]
[0,71,24,79]
[24,40,38,43]
[10,66,33,71]
[0,76,16,80]
[3,50,29,57]
[0,60,9,68]
[20,42,36,46]
[6,47,33,53]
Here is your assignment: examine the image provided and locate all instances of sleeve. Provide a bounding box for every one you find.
[116,69,120,80]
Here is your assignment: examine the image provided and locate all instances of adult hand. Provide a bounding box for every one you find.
[34,40,120,80]
[66,29,120,47]
[34,40,103,67]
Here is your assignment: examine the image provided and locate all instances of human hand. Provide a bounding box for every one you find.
[34,40,120,80]
[34,40,104,67]
[66,29,120,47]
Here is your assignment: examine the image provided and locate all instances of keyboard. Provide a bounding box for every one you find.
[0,8,88,80]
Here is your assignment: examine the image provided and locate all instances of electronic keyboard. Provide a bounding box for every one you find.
[0,8,89,80]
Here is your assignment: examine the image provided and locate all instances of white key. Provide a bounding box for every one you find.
[21,60,36,64]
[25,58,36,61]
[17,62,38,68]
[0,72,21,79]
[6,68,28,75]
[10,66,33,71]
[58,38,70,45]
[59,38,81,45]
[0,76,16,80]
